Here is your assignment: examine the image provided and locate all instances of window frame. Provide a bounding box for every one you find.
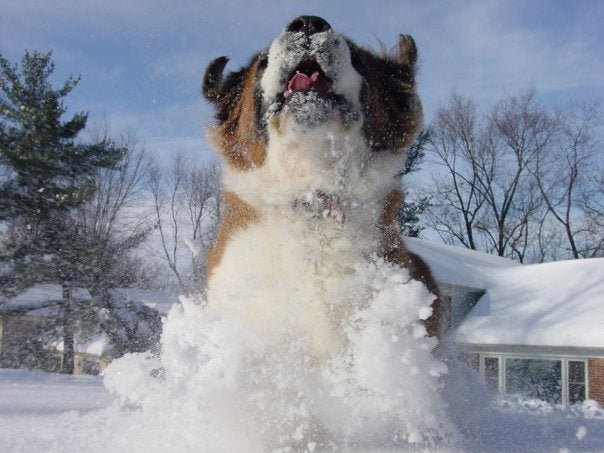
[478,353,589,406]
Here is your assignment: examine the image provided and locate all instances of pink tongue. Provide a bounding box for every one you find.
[289,72,314,91]
[284,71,330,98]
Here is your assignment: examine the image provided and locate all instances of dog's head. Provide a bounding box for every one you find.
[203,16,422,171]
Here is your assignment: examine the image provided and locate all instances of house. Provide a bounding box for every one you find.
[0,284,179,375]
[52,334,113,375]
[454,259,604,407]
[0,284,95,373]
[406,238,604,406]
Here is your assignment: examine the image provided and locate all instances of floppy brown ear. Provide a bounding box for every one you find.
[398,34,417,69]
[202,56,229,103]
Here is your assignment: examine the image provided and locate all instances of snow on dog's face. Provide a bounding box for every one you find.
[259,16,362,131]
[203,15,422,172]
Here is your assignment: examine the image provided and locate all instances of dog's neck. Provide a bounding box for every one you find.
[223,119,404,216]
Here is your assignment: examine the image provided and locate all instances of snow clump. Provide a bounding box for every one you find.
[101,257,456,451]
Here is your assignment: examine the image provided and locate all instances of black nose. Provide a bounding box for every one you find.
[286,16,332,35]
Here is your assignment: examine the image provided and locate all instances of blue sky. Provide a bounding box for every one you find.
[2,0,603,163]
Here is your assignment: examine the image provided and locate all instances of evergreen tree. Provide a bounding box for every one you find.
[0,52,118,221]
[397,129,430,237]
[0,50,124,373]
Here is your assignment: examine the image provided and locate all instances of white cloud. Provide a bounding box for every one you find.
[412,1,604,117]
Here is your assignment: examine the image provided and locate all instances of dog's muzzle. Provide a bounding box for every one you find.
[261,16,362,128]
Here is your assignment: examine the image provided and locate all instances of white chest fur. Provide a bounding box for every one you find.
[207,122,406,357]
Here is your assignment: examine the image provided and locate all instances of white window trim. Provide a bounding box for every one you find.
[478,353,589,406]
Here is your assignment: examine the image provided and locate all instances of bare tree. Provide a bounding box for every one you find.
[425,89,556,262]
[581,172,604,257]
[80,131,151,242]
[530,99,603,258]
[425,92,486,250]
[479,88,555,261]
[182,162,221,286]
[147,152,221,294]
[75,130,154,290]
[425,89,604,262]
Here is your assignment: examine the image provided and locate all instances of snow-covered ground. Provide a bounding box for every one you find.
[2,249,603,452]
[0,369,112,451]
[1,344,603,452]
[2,249,603,451]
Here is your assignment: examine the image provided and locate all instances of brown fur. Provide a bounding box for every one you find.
[348,35,422,153]
[204,55,267,171]
[379,190,449,339]
[206,191,260,279]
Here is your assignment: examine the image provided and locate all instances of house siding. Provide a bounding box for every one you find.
[588,358,604,405]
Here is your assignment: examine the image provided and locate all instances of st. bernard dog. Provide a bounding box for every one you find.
[202,16,448,354]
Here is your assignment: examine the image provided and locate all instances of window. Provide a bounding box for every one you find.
[568,360,586,404]
[505,358,561,404]
[479,355,587,406]
[483,357,500,391]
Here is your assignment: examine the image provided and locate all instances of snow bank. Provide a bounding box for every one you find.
[0,369,112,452]
[99,258,456,451]
[0,257,457,452]
[3,358,604,452]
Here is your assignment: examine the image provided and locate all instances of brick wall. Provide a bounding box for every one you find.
[588,358,604,405]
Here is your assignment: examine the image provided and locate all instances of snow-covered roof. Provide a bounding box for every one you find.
[2,285,178,317]
[3,284,92,315]
[54,336,112,356]
[404,237,518,289]
[455,258,604,349]
[110,288,179,315]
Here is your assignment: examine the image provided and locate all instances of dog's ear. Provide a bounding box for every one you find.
[397,34,417,69]
[202,56,229,104]
[349,37,422,153]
